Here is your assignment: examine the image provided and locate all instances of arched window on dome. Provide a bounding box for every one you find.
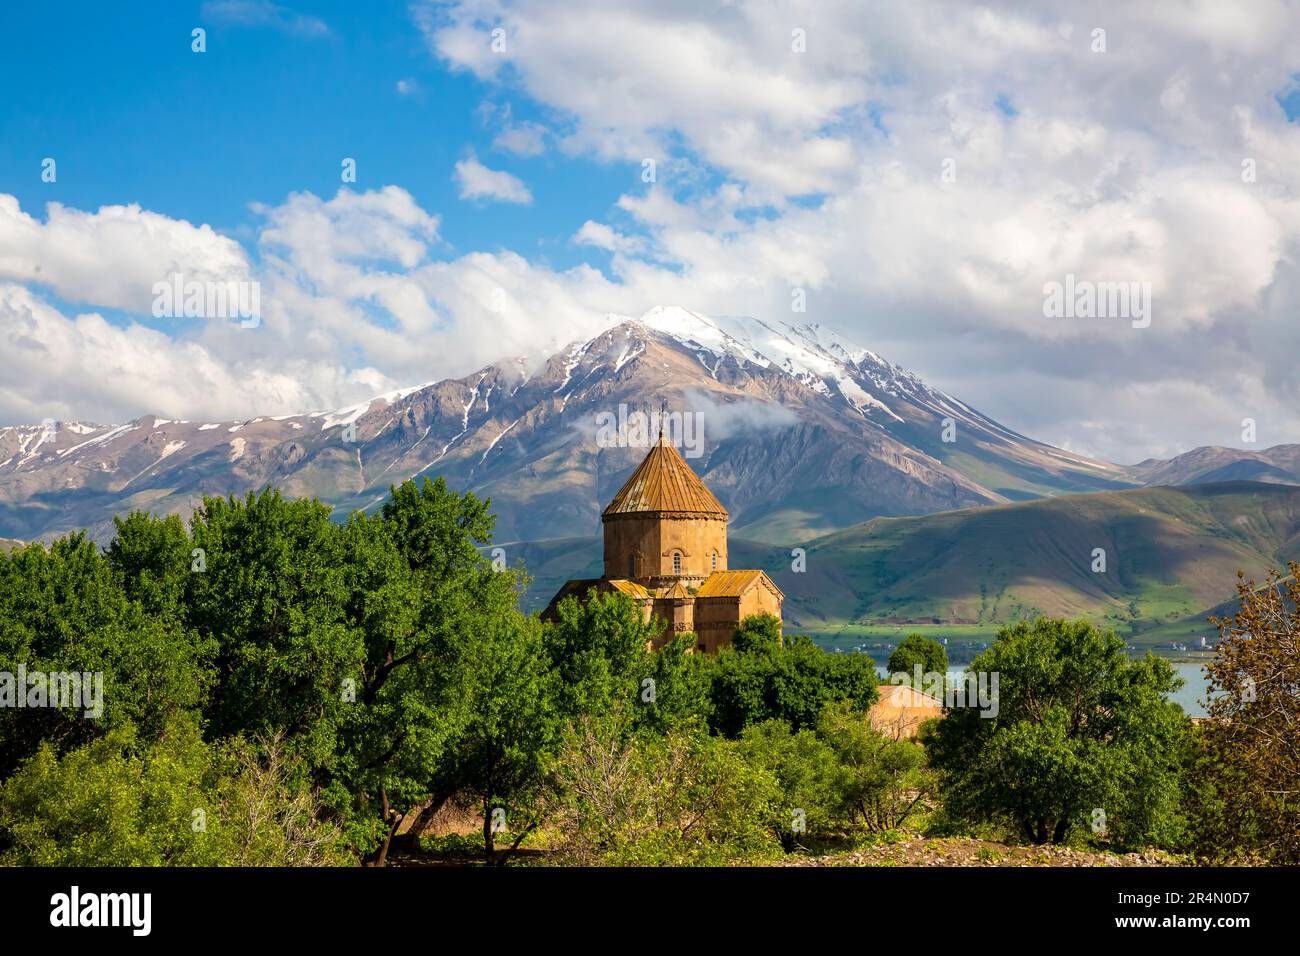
[672,551,682,575]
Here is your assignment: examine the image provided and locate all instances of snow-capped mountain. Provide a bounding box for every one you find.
[0,307,1135,545]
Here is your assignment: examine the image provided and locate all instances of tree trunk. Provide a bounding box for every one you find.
[363,788,402,867]
[483,800,495,866]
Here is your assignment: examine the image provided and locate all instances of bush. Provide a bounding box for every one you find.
[709,626,878,737]
[818,701,936,833]
[0,718,348,866]
[553,708,778,865]
[737,719,839,850]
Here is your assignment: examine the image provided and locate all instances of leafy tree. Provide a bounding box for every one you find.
[887,633,948,678]
[817,701,934,833]
[709,625,878,737]
[732,612,782,653]
[1192,565,1300,862]
[635,632,714,734]
[0,534,212,777]
[106,478,524,864]
[923,618,1189,847]
[106,511,194,621]
[444,614,560,865]
[737,719,838,851]
[545,589,660,721]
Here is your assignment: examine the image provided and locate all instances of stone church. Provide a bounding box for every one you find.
[544,433,783,653]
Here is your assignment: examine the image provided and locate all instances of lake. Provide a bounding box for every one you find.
[872,661,1213,717]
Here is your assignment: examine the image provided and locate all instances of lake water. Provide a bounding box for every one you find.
[872,661,1213,717]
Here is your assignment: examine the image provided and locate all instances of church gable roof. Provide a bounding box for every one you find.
[602,437,728,518]
[702,567,780,598]
[606,579,652,599]
[660,580,691,599]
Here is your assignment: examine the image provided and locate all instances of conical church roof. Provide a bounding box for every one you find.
[603,436,728,518]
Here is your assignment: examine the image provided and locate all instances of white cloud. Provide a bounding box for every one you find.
[453,156,534,204]
[8,0,1300,467]
[493,120,548,156]
[200,0,329,37]
[0,195,254,314]
[573,220,644,255]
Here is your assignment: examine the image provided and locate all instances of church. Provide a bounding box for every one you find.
[544,432,784,653]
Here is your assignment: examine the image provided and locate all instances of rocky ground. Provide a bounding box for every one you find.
[781,835,1182,867]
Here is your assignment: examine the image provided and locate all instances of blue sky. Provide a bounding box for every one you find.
[0,1,635,278]
[4,1,1300,463]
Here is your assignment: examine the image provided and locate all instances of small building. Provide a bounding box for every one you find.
[544,433,783,652]
[870,683,945,739]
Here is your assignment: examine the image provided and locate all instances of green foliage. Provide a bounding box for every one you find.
[636,633,714,734]
[732,613,782,653]
[709,626,878,737]
[554,707,779,865]
[104,478,526,861]
[0,534,212,778]
[737,719,838,851]
[817,701,934,833]
[0,717,347,866]
[441,613,561,864]
[545,589,659,721]
[886,633,948,678]
[923,618,1190,848]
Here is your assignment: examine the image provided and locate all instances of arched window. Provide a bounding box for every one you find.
[710,550,718,571]
[628,553,638,578]
[672,551,682,575]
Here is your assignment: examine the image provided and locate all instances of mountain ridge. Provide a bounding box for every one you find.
[0,307,1256,546]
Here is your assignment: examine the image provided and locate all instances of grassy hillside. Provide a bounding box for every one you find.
[763,481,1300,633]
[506,482,1300,653]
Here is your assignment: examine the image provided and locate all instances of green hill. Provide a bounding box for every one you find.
[504,482,1300,648]
[764,481,1300,633]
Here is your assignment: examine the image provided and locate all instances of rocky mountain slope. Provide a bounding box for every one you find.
[0,306,1187,545]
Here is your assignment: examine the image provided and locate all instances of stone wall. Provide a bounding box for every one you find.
[602,512,727,584]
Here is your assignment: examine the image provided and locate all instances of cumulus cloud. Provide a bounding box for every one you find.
[0,196,253,314]
[8,0,1300,467]
[453,156,534,204]
[411,0,1300,460]
[573,220,645,255]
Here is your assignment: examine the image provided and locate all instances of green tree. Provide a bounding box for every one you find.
[923,618,1189,847]
[635,633,714,734]
[818,701,934,833]
[709,625,878,737]
[443,614,561,865]
[545,589,660,721]
[886,633,948,678]
[737,719,838,851]
[732,612,782,653]
[0,534,212,777]
[110,478,524,864]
